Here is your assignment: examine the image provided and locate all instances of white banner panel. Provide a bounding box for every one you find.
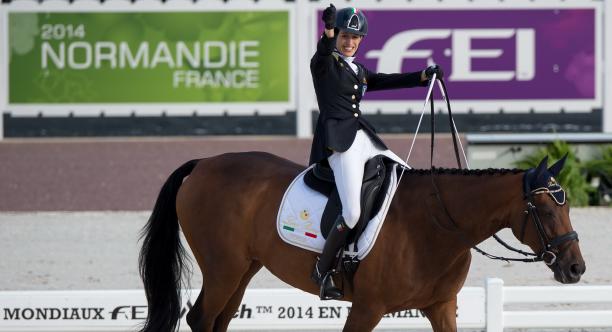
[0,288,485,331]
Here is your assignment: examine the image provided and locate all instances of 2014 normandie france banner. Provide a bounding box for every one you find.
[7,10,290,104]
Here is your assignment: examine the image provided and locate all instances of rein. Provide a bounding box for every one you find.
[472,187,577,264]
[403,77,579,264]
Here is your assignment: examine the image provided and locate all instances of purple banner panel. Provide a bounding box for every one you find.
[318,9,595,101]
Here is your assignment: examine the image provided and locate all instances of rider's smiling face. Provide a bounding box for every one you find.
[336,31,363,57]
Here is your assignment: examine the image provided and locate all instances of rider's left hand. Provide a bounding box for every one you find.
[423,64,444,80]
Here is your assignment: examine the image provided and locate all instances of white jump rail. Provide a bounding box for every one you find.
[486,278,612,332]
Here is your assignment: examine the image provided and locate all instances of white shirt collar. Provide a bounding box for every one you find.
[335,51,358,74]
[340,54,355,63]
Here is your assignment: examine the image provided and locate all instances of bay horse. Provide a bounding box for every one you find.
[138,152,585,332]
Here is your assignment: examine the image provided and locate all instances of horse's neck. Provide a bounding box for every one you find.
[396,172,524,251]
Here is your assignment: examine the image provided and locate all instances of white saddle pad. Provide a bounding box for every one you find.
[276,164,399,260]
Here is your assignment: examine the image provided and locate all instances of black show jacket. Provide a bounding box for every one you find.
[309,34,427,165]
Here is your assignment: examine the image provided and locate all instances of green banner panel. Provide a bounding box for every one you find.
[9,11,289,103]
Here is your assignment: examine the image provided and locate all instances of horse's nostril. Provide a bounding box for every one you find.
[570,263,584,277]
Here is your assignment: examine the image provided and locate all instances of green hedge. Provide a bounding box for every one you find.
[513,141,612,207]
[584,145,612,206]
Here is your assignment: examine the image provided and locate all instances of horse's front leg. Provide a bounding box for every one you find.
[422,298,458,332]
[342,302,385,332]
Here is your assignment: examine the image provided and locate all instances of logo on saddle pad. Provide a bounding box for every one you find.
[281,209,319,240]
[276,163,400,260]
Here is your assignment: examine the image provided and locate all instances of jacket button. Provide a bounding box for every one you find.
[351,95,356,100]
[354,113,359,117]
[354,85,358,90]
[352,104,356,108]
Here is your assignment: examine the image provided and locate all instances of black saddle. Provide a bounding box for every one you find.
[303,155,396,247]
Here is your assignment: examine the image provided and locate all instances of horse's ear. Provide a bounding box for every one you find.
[548,153,568,177]
[534,156,549,177]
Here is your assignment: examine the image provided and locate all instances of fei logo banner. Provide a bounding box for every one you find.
[318,6,601,112]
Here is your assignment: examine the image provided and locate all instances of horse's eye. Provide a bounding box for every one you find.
[544,211,556,220]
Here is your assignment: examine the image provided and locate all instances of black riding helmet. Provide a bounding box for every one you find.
[335,7,368,36]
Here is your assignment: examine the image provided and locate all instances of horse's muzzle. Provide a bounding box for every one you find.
[552,248,586,284]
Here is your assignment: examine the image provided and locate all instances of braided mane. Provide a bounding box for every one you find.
[403,167,524,176]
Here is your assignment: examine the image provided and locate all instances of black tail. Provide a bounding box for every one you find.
[138,159,199,332]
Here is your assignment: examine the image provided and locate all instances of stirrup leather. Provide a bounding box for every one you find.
[312,257,324,281]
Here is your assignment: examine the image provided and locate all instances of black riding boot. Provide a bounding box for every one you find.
[311,215,350,300]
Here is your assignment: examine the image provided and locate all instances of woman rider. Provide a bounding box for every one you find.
[310,4,444,300]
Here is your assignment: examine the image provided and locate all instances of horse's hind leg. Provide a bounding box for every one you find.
[213,261,263,331]
[186,288,204,332]
[187,253,252,332]
[186,261,261,332]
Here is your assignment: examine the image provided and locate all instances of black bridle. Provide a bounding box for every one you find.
[473,182,579,265]
[430,79,579,265]
[519,177,578,265]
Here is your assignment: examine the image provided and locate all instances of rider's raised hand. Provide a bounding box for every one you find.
[424,64,444,80]
[322,4,336,30]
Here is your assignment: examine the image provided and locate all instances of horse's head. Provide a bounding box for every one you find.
[509,155,586,284]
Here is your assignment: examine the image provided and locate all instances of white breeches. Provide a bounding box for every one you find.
[327,130,409,229]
